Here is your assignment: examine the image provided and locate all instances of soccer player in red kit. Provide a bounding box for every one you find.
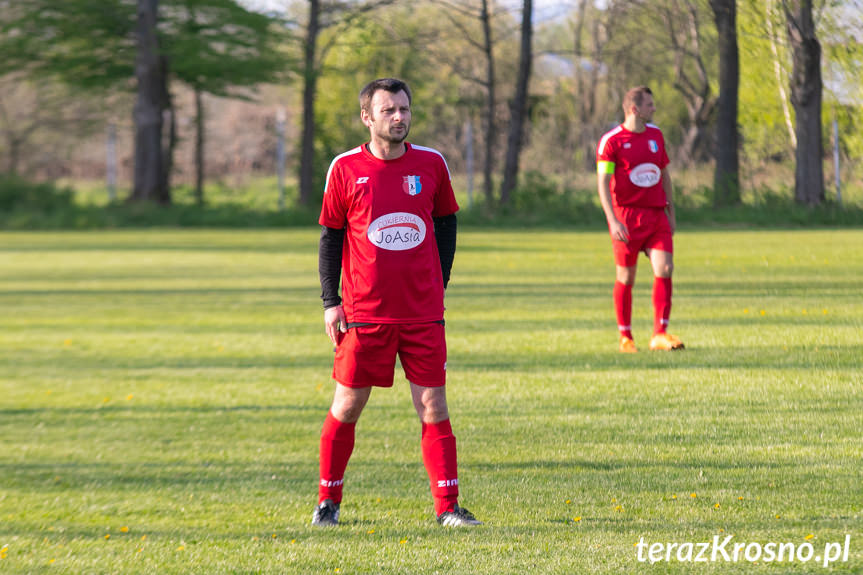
[312,78,481,527]
[596,86,684,353]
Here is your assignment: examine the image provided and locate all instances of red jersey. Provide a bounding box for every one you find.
[596,123,670,208]
[319,142,459,324]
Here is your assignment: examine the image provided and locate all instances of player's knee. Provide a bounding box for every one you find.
[657,261,673,277]
[418,396,449,423]
[616,267,636,284]
[331,396,367,423]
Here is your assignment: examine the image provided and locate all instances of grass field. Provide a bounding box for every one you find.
[1,228,861,574]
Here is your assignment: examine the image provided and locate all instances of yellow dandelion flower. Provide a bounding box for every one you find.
[775,514,781,519]
[63,339,72,346]
[690,493,697,499]
[611,498,617,503]
[272,534,277,539]
[671,494,677,500]
[290,539,296,544]
[760,310,766,316]
[714,503,721,509]
[573,517,582,522]
[136,548,143,553]
[565,499,571,505]
[49,559,55,564]
[126,395,134,401]
[140,535,147,541]
[802,309,807,315]
[103,397,111,403]
[104,534,110,540]
[120,526,129,533]
[252,537,259,541]
[334,569,340,573]
[805,534,815,540]
[743,308,749,314]
[399,538,408,544]
[614,505,623,512]
[738,496,744,501]
[177,545,185,551]
[822,309,828,315]
[367,529,375,535]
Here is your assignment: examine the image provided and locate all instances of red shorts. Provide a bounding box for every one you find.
[612,206,673,267]
[333,322,447,388]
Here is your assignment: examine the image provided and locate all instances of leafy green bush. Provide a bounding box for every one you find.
[0,174,75,213]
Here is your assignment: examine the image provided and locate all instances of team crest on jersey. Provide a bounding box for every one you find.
[648,140,659,153]
[403,175,422,196]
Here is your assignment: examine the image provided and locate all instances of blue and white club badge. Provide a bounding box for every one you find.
[403,175,422,196]
[648,140,659,153]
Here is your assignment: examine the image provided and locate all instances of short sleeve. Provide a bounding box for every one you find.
[319,158,347,228]
[432,155,459,218]
[658,132,670,170]
[597,134,616,164]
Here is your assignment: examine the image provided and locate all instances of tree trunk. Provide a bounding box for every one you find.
[710,0,740,206]
[666,0,714,167]
[480,0,496,204]
[784,0,824,206]
[766,0,796,151]
[499,0,532,205]
[298,0,320,206]
[132,0,166,202]
[157,56,174,205]
[194,85,204,205]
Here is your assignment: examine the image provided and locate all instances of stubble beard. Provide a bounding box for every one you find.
[383,124,409,144]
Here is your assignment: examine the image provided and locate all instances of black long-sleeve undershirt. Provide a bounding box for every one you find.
[318,226,345,309]
[433,213,457,289]
[318,213,458,309]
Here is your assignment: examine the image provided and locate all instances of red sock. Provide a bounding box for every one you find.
[318,411,355,504]
[421,419,459,516]
[653,276,672,334]
[614,281,633,339]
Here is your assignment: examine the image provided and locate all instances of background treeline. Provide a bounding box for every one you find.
[0,0,861,227]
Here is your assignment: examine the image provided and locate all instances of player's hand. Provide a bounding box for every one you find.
[324,305,347,346]
[609,219,629,243]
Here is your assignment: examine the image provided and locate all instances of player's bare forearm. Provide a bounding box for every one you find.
[597,172,627,241]
[662,169,675,234]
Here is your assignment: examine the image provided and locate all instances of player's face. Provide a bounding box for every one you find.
[635,94,656,123]
[364,89,411,144]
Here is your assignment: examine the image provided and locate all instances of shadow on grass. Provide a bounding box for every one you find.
[450,345,863,371]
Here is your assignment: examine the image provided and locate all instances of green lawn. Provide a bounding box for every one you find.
[1,229,861,574]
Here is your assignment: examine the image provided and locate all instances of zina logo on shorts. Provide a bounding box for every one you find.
[367,212,426,251]
[629,163,662,187]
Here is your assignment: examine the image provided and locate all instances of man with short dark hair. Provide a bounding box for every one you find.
[596,86,684,353]
[312,78,481,527]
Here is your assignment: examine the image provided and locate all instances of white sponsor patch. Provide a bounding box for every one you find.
[629,163,662,187]
[367,212,426,251]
